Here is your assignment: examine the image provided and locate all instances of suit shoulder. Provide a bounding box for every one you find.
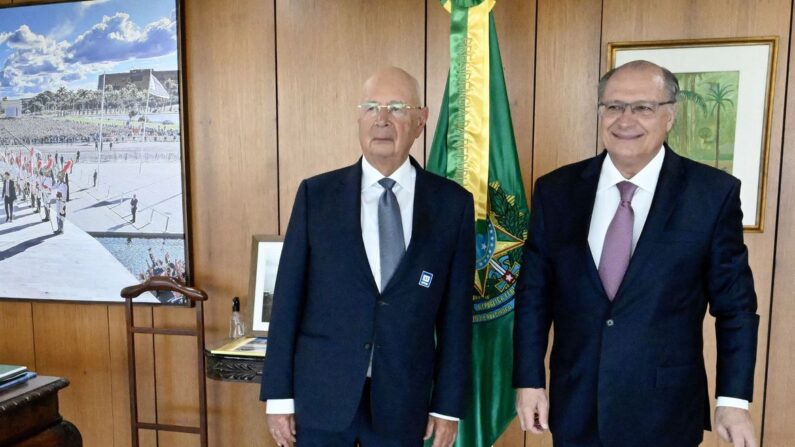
[535,155,598,189]
[301,163,357,189]
[421,169,473,201]
[679,156,740,189]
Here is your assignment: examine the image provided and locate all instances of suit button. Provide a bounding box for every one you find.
[364,343,372,350]
[606,319,614,327]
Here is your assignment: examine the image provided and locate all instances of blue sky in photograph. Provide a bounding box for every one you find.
[0,0,178,98]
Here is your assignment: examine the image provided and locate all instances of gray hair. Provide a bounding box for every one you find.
[598,60,680,102]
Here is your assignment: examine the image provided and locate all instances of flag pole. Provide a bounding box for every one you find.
[143,73,151,142]
[97,73,106,174]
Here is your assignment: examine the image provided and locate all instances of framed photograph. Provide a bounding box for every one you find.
[248,235,284,336]
[0,0,191,303]
[607,37,778,232]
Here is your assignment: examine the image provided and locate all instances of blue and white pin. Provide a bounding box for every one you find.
[418,271,433,288]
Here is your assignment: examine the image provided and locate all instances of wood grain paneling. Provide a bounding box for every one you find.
[183,1,278,444]
[425,0,452,161]
[0,301,35,367]
[533,0,602,182]
[763,4,795,443]
[32,303,115,447]
[276,0,426,230]
[493,0,537,202]
[601,1,790,445]
[183,0,279,339]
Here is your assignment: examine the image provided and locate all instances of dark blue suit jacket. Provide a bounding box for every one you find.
[2,179,15,201]
[260,157,474,440]
[513,147,758,447]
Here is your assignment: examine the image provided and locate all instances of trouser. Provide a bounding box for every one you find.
[296,380,422,447]
[4,197,12,220]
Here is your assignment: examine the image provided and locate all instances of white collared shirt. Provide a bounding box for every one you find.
[360,155,415,292]
[587,146,747,410]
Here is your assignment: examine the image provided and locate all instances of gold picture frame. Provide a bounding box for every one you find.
[607,37,778,232]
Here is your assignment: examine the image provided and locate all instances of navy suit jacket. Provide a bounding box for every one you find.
[260,157,474,440]
[2,179,15,201]
[513,147,758,447]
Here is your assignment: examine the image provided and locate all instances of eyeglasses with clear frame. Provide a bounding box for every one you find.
[598,100,676,118]
[357,101,423,120]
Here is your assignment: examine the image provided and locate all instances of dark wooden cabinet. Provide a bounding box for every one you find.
[0,376,81,447]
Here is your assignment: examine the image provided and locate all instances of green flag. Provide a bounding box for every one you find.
[427,1,529,445]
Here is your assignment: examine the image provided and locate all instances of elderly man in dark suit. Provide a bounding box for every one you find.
[513,60,758,447]
[261,67,474,447]
[2,171,16,222]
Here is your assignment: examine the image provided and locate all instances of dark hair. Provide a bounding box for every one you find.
[598,60,680,102]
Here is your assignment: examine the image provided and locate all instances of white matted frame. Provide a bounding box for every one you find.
[607,37,778,232]
[248,235,284,336]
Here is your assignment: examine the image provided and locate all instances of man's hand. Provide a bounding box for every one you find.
[715,406,756,447]
[516,387,549,434]
[423,415,458,447]
[266,413,296,447]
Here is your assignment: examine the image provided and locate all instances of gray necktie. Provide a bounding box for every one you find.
[598,181,638,301]
[378,178,405,290]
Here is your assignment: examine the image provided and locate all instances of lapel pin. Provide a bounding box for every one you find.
[419,271,433,288]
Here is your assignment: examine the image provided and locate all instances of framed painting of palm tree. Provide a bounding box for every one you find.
[607,37,778,232]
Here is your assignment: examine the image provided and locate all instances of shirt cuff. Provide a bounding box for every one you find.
[266,399,295,414]
[429,412,459,421]
[716,396,749,410]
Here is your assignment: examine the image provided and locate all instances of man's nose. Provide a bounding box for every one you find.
[615,105,637,124]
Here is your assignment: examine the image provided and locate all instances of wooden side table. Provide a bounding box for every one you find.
[0,376,82,447]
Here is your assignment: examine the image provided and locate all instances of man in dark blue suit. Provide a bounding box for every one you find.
[513,61,759,447]
[3,171,16,222]
[261,67,474,447]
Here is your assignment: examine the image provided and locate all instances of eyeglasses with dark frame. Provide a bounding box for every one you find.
[598,100,677,118]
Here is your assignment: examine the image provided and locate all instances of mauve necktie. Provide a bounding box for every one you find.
[598,181,638,300]
[378,178,405,290]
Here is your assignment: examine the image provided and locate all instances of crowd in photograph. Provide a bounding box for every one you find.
[0,115,179,147]
[140,248,187,284]
[2,151,185,285]
[1,151,69,232]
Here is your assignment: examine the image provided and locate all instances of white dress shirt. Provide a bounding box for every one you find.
[268,157,458,420]
[587,147,747,410]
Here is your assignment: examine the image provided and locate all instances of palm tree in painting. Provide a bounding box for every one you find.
[676,88,707,155]
[704,82,735,169]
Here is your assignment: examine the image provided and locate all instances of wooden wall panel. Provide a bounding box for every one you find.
[601,1,790,445]
[183,0,278,446]
[763,4,795,443]
[31,303,115,447]
[425,0,452,160]
[276,0,426,230]
[0,302,35,367]
[493,3,538,446]
[533,0,602,183]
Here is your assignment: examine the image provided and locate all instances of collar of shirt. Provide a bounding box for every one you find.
[597,146,665,195]
[360,156,415,194]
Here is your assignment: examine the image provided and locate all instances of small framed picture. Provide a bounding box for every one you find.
[248,235,284,335]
